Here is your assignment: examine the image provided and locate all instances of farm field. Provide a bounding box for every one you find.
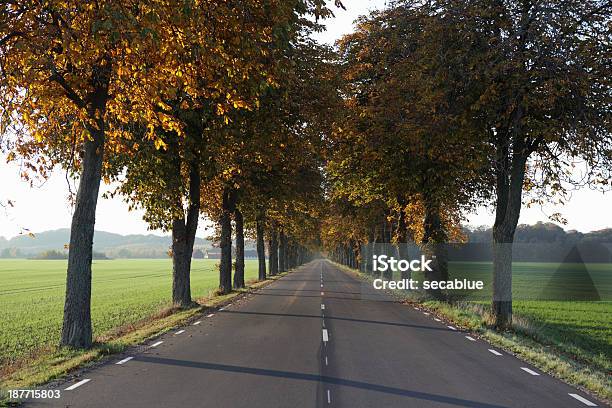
[0,259,260,368]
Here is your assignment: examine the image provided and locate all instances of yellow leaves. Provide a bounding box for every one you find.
[154,138,167,150]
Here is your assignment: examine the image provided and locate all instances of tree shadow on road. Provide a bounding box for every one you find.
[135,355,508,408]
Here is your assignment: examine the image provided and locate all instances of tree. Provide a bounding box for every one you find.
[0,0,188,348]
[439,0,612,327]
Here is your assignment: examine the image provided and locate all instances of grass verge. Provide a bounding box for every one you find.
[0,271,291,406]
[335,262,612,404]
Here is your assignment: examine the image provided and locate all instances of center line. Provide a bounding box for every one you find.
[175,330,185,335]
[322,329,329,342]
[488,349,502,356]
[327,390,331,404]
[325,356,328,365]
[321,291,325,296]
[568,393,597,406]
[116,357,133,365]
[150,341,163,348]
[520,367,540,376]
[65,379,91,391]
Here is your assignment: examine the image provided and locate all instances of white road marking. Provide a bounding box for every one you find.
[423,312,430,315]
[65,379,91,391]
[447,325,457,331]
[321,291,325,296]
[321,304,325,310]
[325,356,328,365]
[151,341,164,348]
[568,393,597,406]
[175,330,185,335]
[206,313,214,317]
[193,321,201,325]
[116,357,133,365]
[322,329,329,342]
[321,284,324,288]
[520,367,540,376]
[434,318,441,322]
[219,307,226,311]
[465,336,476,341]
[488,349,502,356]
[327,390,331,404]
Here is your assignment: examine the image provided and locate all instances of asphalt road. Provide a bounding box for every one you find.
[27,259,605,408]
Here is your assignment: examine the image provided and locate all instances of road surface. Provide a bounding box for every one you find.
[27,259,605,407]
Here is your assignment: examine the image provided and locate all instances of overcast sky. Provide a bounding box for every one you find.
[0,0,609,239]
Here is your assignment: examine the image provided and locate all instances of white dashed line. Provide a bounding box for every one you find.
[193,321,201,325]
[322,329,329,342]
[219,307,226,311]
[116,357,133,365]
[65,379,91,391]
[321,284,323,288]
[321,304,325,310]
[447,325,457,331]
[321,292,325,296]
[488,349,502,356]
[327,389,331,404]
[465,336,476,341]
[520,367,540,376]
[206,313,214,317]
[423,312,430,315]
[175,330,185,335]
[150,341,163,348]
[434,318,441,322]
[325,356,328,365]
[568,393,597,406]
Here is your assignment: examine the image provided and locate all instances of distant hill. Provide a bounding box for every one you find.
[0,228,256,259]
[0,229,213,258]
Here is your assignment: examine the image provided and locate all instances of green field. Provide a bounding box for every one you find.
[0,259,260,367]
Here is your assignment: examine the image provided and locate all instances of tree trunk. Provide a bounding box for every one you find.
[492,131,529,329]
[422,200,448,299]
[219,187,235,294]
[233,207,245,289]
[61,128,105,349]
[268,223,279,276]
[171,161,200,307]
[279,230,287,272]
[256,214,266,281]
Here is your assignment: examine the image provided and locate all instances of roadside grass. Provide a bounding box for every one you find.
[0,259,260,379]
[339,262,612,402]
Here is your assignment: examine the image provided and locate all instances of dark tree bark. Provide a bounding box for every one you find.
[422,200,448,300]
[396,202,411,280]
[268,223,279,276]
[171,160,200,308]
[492,130,529,329]
[233,206,245,289]
[219,187,235,294]
[61,127,105,349]
[256,214,266,280]
[279,230,287,273]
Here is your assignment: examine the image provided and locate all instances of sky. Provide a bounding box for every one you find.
[0,0,609,239]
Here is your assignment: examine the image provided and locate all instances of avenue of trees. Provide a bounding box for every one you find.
[0,0,610,352]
